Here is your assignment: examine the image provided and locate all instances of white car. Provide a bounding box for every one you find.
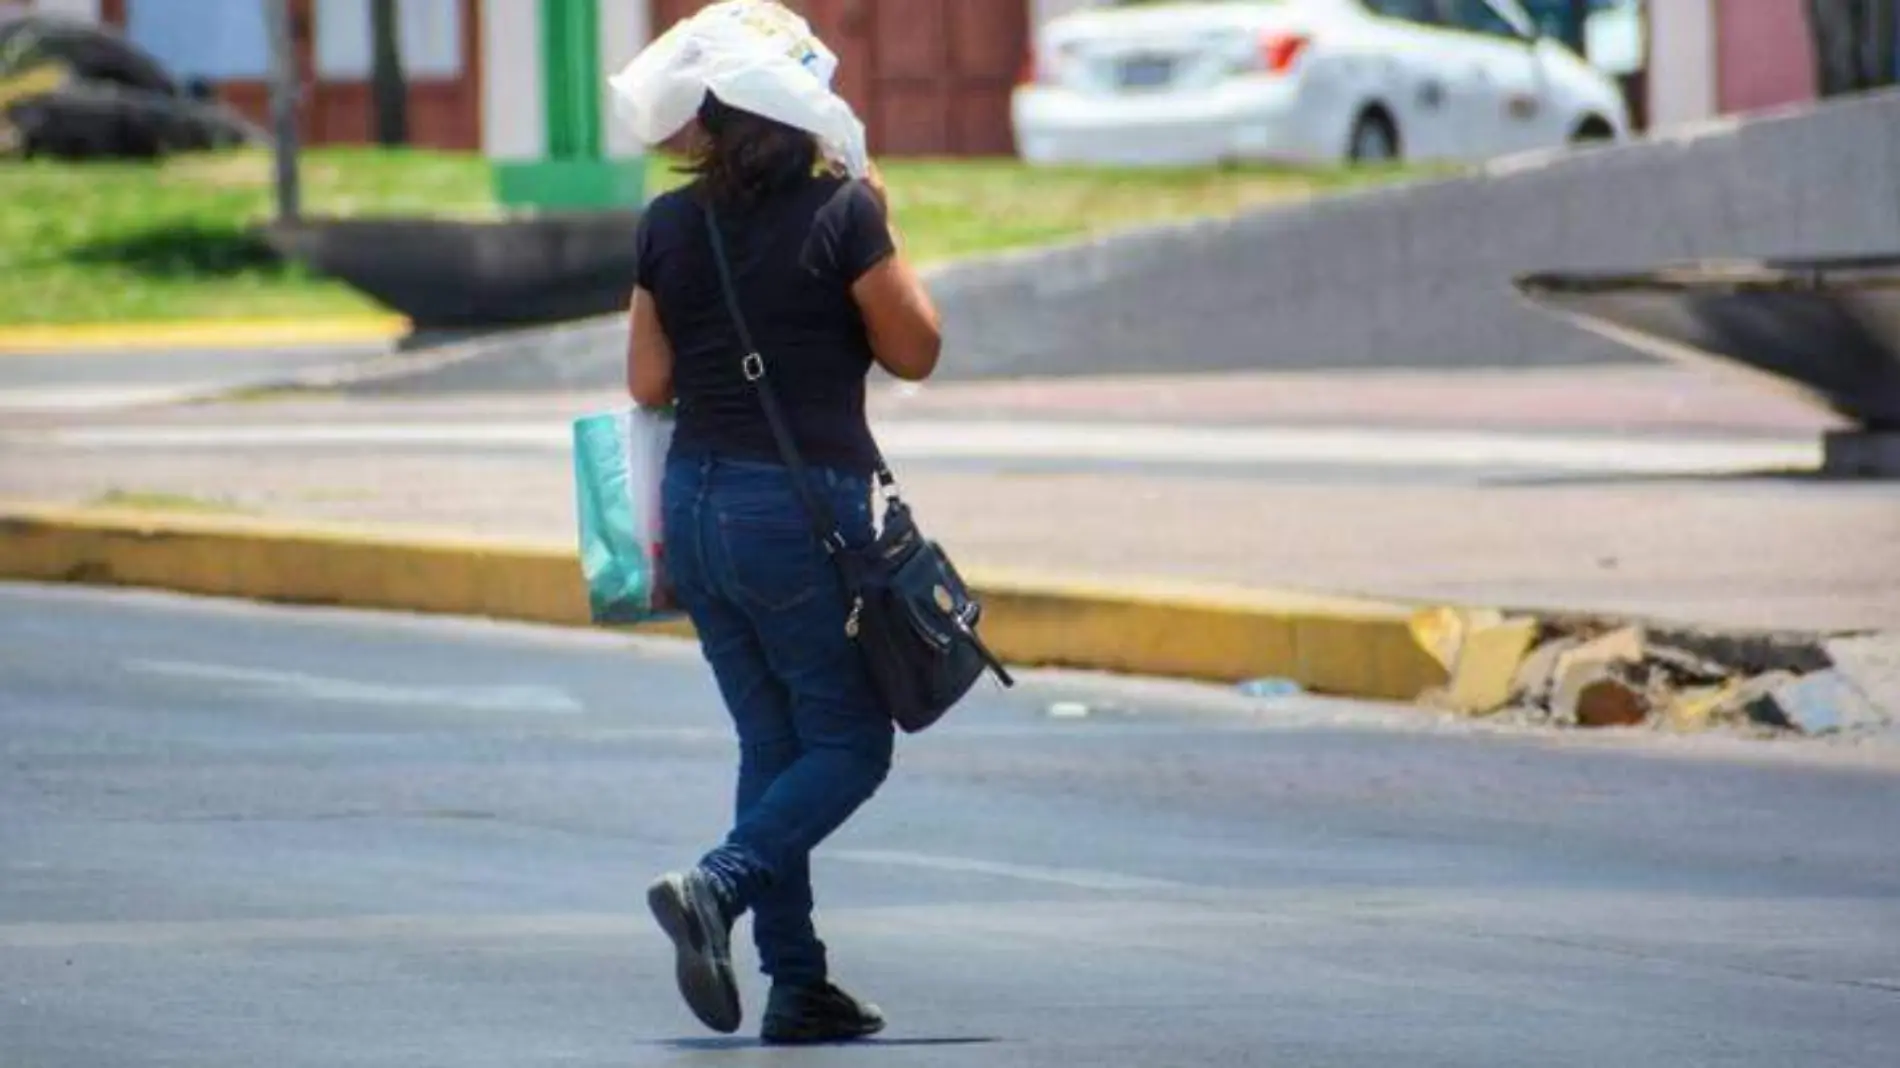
[1012,0,1633,167]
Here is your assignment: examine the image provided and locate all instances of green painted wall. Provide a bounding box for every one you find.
[494,0,643,211]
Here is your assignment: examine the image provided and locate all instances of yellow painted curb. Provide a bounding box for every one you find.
[0,505,1465,702]
[0,316,410,356]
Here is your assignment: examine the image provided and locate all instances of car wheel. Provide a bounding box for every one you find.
[1570,115,1616,146]
[1348,111,1399,165]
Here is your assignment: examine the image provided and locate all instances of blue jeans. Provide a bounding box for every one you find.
[661,455,894,985]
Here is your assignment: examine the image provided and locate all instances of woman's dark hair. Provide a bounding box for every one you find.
[688,93,823,211]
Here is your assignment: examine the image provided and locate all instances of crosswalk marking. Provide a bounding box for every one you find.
[13,419,1823,476]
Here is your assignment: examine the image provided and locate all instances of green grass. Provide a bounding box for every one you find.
[89,489,251,515]
[0,148,1430,326]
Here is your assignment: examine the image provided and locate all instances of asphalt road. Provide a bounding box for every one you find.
[3,583,1898,1067]
[0,345,389,416]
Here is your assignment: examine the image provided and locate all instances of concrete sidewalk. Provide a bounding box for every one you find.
[3,367,1894,633]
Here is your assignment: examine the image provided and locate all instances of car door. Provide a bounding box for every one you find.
[1357,0,1465,162]
[1437,0,1550,158]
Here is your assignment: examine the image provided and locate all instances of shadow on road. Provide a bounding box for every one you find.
[656,1035,1004,1051]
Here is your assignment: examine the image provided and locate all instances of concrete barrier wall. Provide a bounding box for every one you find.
[349,90,1900,394]
[928,89,1900,379]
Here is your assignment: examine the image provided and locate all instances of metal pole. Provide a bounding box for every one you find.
[1866,0,1898,89]
[369,0,409,145]
[264,0,301,221]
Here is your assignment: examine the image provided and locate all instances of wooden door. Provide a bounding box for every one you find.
[649,0,1027,156]
[857,0,1024,156]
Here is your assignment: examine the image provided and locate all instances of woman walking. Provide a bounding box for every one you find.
[626,93,943,1044]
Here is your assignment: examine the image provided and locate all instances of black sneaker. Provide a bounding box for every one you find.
[646,870,742,1034]
[760,981,886,1045]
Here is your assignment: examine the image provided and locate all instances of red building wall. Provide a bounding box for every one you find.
[652,0,1029,157]
[100,0,483,152]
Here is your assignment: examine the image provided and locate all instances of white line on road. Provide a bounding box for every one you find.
[878,422,1821,474]
[0,899,1205,950]
[0,386,218,413]
[123,659,585,715]
[0,912,637,950]
[17,419,1823,475]
[833,849,1187,893]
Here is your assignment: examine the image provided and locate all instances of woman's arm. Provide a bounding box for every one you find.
[851,165,942,382]
[627,285,676,408]
[853,258,941,382]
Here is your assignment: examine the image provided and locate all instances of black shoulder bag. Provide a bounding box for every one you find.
[702,203,1013,733]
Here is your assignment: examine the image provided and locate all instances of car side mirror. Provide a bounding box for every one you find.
[184,76,214,101]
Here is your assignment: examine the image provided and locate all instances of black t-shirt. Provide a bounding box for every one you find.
[636,175,895,476]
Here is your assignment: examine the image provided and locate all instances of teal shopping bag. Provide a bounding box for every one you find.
[573,408,677,624]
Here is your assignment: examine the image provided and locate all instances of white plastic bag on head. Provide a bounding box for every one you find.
[608,0,870,179]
